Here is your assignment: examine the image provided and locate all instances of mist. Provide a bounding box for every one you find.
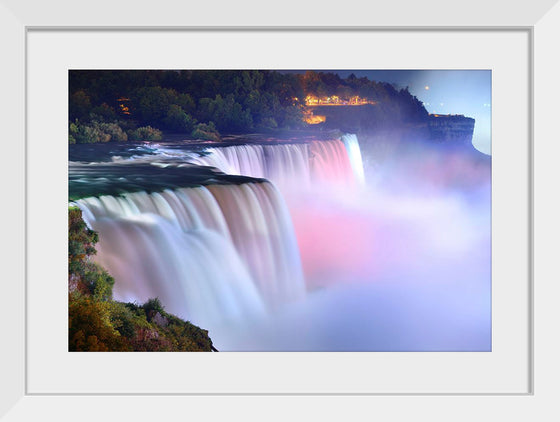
[209,137,491,351]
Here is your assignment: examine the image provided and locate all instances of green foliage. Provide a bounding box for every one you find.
[68,207,98,274]
[81,262,115,301]
[197,94,253,132]
[68,208,113,300]
[69,70,430,138]
[130,87,195,126]
[244,90,281,125]
[69,90,92,121]
[257,117,278,130]
[131,86,173,124]
[89,103,118,122]
[281,105,306,129]
[163,104,196,133]
[128,125,163,141]
[69,293,128,351]
[108,302,146,338]
[69,291,215,352]
[97,122,128,142]
[68,207,215,352]
[70,121,111,143]
[191,122,221,141]
[69,120,129,144]
[143,297,165,318]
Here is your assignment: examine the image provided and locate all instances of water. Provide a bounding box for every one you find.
[76,182,306,327]
[341,133,366,184]
[71,136,353,330]
[70,134,491,351]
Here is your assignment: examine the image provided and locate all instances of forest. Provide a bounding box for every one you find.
[69,70,429,143]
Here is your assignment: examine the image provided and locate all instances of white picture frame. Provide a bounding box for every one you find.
[2,0,559,420]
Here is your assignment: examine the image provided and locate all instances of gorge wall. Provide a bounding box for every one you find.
[307,105,476,149]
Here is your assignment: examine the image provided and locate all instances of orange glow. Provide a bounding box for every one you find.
[118,100,131,115]
[298,95,376,106]
[303,110,326,124]
[119,104,130,115]
[431,114,465,118]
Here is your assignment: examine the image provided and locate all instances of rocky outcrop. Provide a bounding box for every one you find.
[428,114,475,146]
[308,105,476,148]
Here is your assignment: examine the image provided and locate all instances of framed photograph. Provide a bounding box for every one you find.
[2,0,558,420]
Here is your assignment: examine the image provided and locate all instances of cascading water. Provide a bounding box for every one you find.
[188,138,362,190]
[71,135,370,347]
[308,139,355,185]
[75,181,306,327]
[341,134,366,185]
[188,144,311,189]
[68,129,492,351]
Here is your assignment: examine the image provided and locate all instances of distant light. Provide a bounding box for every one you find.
[440,103,444,106]
[424,85,430,90]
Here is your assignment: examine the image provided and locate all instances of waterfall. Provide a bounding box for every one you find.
[308,139,355,185]
[341,133,366,184]
[75,181,305,326]
[188,138,362,189]
[71,136,365,331]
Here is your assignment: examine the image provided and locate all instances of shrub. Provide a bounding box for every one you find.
[74,123,110,143]
[69,120,132,143]
[69,120,109,143]
[97,122,128,142]
[128,126,163,141]
[81,262,115,301]
[108,302,141,338]
[68,207,98,274]
[69,293,128,351]
[191,122,221,141]
[143,297,165,318]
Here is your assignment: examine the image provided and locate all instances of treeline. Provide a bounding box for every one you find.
[68,207,215,351]
[69,70,428,143]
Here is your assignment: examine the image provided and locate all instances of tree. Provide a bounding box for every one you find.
[197,95,253,132]
[69,90,92,121]
[163,104,196,133]
[132,86,172,125]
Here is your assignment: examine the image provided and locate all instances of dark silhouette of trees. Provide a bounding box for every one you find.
[69,70,429,143]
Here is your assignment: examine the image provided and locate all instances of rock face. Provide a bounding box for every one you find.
[312,104,408,132]
[308,105,476,148]
[428,114,475,146]
[309,107,486,184]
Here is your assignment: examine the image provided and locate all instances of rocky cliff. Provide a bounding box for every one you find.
[307,105,475,148]
[428,114,475,146]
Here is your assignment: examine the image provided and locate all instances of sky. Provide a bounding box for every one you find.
[291,70,492,155]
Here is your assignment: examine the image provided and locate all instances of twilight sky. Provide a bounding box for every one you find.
[288,70,492,155]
